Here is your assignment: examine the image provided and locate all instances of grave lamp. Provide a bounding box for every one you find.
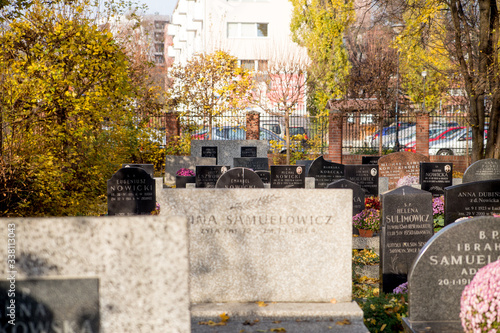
[392,23,405,152]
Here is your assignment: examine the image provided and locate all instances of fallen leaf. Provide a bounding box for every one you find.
[381,323,387,331]
[270,328,287,332]
[330,298,337,304]
[336,319,351,326]
[219,313,229,323]
[272,320,282,324]
[256,301,268,307]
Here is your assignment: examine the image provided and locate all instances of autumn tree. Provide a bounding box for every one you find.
[167,51,254,139]
[0,0,157,216]
[252,52,309,164]
[289,0,355,114]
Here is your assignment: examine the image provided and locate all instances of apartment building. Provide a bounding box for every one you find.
[167,0,306,68]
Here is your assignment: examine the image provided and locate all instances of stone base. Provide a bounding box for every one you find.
[402,318,463,333]
[191,302,369,333]
[352,236,380,254]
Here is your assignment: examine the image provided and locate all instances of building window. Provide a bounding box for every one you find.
[239,59,268,71]
[227,22,269,38]
[241,60,255,70]
[155,55,165,64]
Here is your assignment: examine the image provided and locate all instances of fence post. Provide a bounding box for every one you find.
[246,111,260,140]
[328,109,343,164]
[415,111,429,156]
[165,112,181,143]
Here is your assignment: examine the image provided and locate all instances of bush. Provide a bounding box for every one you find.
[359,293,408,333]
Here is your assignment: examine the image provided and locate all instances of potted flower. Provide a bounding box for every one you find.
[353,208,380,237]
[175,168,196,188]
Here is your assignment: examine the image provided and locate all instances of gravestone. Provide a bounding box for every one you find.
[0,216,190,332]
[241,146,257,157]
[215,167,265,188]
[307,156,344,188]
[107,167,156,216]
[201,146,218,164]
[271,165,306,188]
[380,186,434,293]
[419,162,453,197]
[255,170,271,184]
[295,159,313,176]
[362,156,380,165]
[378,152,429,190]
[444,179,500,225]
[462,158,500,183]
[345,164,379,197]
[164,156,216,184]
[191,140,268,168]
[0,278,99,332]
[122,163,154,177]
[195,165,229,188]
[233,157,269,171]
[403,216,500,333]
[326,179,365,216]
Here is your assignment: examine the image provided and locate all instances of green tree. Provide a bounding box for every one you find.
[167,51,254,139]
[0,0,154,216]
[290,0,355,114]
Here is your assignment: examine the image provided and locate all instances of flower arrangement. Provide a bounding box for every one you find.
[176,168,195,177]
[460,259,500,332]
[353,208,381,232]
[396,175,419,188]
[432,196,445,231]
[365,196,381,210]
[393,282,408,295]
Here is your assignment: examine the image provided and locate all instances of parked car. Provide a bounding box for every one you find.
[403,126,458,152]
[370,125,417,149]
[428,128,488,155]
[365,122,415,147]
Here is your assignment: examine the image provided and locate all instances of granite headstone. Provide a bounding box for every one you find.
[378,152,430,190]
[362,156,380,165]
[191,140,268,168]
[107,167,156,215]
[270,165,306,188]
[326,179,365,216]
[201,146,218,164]
[403,216,500,333]
[444,179,500,225]
[345,164,379,197]
[122,163,154,177]
[419,162,453,197]
[462,158,500,183]
[241,146,257,157]
[295,160,313,176]
[164,156,216,184]
[307,156,344,188]
[195,165,229,188]
[380,186,434,293]
[215,167,265,188]
[233,157,269,171]
[255,170,271,184]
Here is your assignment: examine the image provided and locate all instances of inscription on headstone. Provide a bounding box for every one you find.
[403,217,500,333]
[107,167,156,215]
[462,158,500,183]
[233,157,269,171]
[381,186,434,293]
[215,167,265,188]
[378,152,429,190]
[345,165,379,197]
[307,156,344,189]
[271,165,305,188]
[444,179,500,225]
[0,278,99,332]
[420,162,452,197]
[256,170,271,184]
[196,165,229,188]
[201,146,218,164]
[241,146,257,158]
[362,156,380,165]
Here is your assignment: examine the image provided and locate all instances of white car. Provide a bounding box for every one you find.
[429,128,487,155]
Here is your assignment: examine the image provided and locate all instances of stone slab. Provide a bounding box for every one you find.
[191,302,368,333]
[164,156,217,184]
[159,189,353,303]
[0,216,190,333]
[405,216,500,332]
[419,162,453,197]
[191,140,269,169]
[353,236,380,255]
[378,152,429,190]
[462,158,500,183]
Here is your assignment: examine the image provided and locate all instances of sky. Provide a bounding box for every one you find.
[138,0,178,15]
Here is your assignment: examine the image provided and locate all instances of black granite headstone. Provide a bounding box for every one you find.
[306,156,344,188]
[295,160,313,176]
[233,157,269,171]
[345,165,379,197]
[241,146,257,158]
[462,158,500,183]
[201,146,218,164]
[326,179,365,216]
[444,179,500,225]
[215,167,265,188]
[255,170,271,184]
[403,216,500,333]
[107,167,156,215]
[195,165,229,188]
[362,156,380,165]
[380,186,434,293]
[0,278,99,332]
[270,165,306,188]
[419,162,452,197]
[122,163,154,177]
